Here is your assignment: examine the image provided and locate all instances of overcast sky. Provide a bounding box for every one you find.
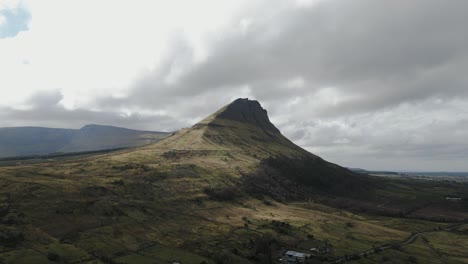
[1,0,468,171]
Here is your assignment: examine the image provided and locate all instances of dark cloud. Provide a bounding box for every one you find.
[111,0,468,110]
[0,91,179,132]
[27,90,63,108]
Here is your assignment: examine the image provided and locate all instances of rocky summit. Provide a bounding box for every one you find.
[213,98,281,134]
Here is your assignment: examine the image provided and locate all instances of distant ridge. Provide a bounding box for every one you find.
[0,124,169,158]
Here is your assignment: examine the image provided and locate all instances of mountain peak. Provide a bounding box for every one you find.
[160,98,309,158]
[209,98,281,134]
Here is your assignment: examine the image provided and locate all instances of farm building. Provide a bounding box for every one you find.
[282,250,311,263]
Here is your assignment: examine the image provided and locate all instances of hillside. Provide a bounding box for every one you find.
[0,124,169,158]
[146,98,373,199]
[0,98,467,264]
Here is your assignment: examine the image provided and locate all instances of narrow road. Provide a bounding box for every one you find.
[333,223,466,263]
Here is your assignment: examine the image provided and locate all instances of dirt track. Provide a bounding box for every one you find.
[333,223,466,263]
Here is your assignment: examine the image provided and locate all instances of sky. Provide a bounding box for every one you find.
[1,0,468,171]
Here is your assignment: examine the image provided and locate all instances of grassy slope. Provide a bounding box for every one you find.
[0,159,467,264]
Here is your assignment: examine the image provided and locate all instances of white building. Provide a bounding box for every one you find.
[284,251,311,263]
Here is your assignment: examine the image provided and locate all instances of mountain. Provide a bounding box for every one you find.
[0,124,169,158]
[150,98,370,200]
[0,98,467,264]
[159,98,310,154]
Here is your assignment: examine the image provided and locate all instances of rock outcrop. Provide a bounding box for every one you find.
[214,98,281,134]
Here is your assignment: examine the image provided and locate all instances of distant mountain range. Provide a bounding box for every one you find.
[349,168,468,178]
[0,124,170,158]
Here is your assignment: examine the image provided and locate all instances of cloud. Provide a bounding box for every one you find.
[106,0,468,112]
[0,90,181,131]
[26,90,63,108]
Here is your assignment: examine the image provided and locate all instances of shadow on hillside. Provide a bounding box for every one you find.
[241,155,468,223]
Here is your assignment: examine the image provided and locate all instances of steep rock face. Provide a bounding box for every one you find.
[214,98,280,134]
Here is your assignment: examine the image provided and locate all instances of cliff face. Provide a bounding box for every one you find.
[214,98,281,134]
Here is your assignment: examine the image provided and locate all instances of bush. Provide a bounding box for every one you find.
[254,234,277,263]
[390,244,401,251]
[204,186,242,201]
[110,179,125,185]
[47,252,60,261]
[0,228,24,247]
[408,256,418,263]
[270,220,291,235]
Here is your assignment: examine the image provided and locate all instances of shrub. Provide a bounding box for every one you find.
[390,244,401,251]
[270,220,291,235]
[204,186,242,201]
[110,179,125,185]
[0,228,24,247]
[47,252,60,261]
